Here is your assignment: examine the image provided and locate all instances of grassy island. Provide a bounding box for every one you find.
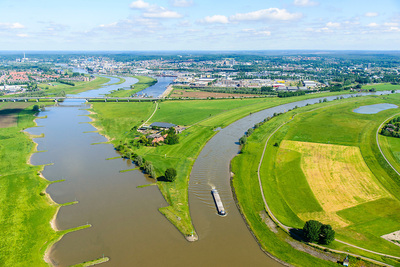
[232,94,400,266]
[105,76,157,97]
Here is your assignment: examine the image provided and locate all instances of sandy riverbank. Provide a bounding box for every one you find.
[159,84,174,98]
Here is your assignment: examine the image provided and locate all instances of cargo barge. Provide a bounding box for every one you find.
[211,189,226,216]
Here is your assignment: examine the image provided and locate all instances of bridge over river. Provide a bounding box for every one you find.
[0,96,160,102]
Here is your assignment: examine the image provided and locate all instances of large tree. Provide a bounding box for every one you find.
[303,220,322,243]
[164,168,177,182]
[319,224,335,245]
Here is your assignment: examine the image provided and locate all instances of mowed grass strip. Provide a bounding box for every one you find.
[280,140,390,213]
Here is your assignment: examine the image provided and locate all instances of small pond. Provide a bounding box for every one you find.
[353,103,398,114]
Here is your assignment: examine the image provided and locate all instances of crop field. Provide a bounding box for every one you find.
[0,102,32,128]
[279,140,390,227]
[230,94,400,265]
[256,95,400,258]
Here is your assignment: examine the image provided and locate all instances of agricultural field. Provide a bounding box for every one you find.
[235,94,400,265]
[0,102,32,128]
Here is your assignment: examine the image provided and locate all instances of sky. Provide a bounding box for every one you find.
[0,0,400,51]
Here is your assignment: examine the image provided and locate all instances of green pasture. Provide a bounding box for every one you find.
[379,132,400,174]
[233,94,400,264]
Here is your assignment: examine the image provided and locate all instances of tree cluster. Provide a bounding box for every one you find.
[164,127,179,145]
[381,117,400,138]
[303,220,335,245]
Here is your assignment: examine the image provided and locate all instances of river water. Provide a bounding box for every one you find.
[26,80,395,267]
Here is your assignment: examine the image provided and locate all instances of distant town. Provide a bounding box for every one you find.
[1,52,399,97]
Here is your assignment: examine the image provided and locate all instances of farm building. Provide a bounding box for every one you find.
[150,122,177,129]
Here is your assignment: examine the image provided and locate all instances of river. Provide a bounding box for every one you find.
[26,78,395,266]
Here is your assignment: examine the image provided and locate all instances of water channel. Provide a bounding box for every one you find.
[26,78,396,266]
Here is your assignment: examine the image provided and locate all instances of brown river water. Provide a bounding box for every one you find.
[26,77,393,266]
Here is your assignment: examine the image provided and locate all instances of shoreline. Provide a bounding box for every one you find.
[24,115,61,266]
[159,84,174,99]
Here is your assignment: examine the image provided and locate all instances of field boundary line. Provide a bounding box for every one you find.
[376,113,400,177]
[256,109,400,266]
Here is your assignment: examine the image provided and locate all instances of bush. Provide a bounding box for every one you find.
[32,105,40,112]
[239,135,247,146]
[164,168,177,182]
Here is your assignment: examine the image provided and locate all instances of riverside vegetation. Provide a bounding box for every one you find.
[90,90,367,239]
[0,102,87,266]
[232,94,400,266]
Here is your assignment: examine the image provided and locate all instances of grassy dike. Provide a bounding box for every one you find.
[89,91,369,240]
[231,95,400,266]
[106,76,157,97]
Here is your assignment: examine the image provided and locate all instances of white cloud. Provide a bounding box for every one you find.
[230,8,302,21]
[201,15,229,24]
[16,33,29,38]
[143,9,182,18]
[384,22,398,27]
[326,22,341,28]
[365,12,378,17]
[367,22,379,27]
[293,0,319,7]
[241,28,271,36]
[170,0,193,7]
[0,22,25,29]
[130,0,182,19]
[130,0,151,9]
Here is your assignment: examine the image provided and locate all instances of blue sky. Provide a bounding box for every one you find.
[0,0,399,51]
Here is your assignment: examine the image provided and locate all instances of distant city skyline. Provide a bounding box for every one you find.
[1,0,400,51]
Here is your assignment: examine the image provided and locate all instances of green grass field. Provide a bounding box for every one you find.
[37,76,110,96]
[232,95,400,265]
[379,131,400,174]
[106,76,157,97]
[362,83,400,92]
[0,103,60,266]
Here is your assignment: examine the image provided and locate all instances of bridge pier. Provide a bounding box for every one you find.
[116,99,118,102]
[36,99,39,102]
[104,99,107,102]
